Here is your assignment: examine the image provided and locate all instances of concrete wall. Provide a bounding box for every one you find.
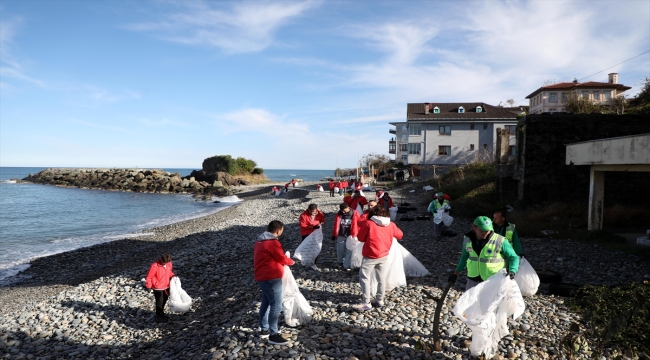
[518,114,650,206]
[566,134,650,165]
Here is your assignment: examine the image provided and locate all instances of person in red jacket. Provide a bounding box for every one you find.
[254,220,294,345]
[332,203,360,269]
[284,183,290,192]
[378,192,394,210]
[354,206,403,311]
[291,179,297,188]
[299,204,325,240]
[145,254,175,323]
[328,180,335,197]
[349,190,369,213]
[355,181,363,191]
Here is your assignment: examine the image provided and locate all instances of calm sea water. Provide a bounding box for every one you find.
[0,167,243,284]
[262,169,334,182]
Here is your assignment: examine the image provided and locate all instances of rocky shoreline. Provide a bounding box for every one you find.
[1,183,649,359]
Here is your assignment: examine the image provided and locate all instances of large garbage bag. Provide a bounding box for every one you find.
[399,243,430,277]
[293,228,323,267]
[453,269,526,358]
[350,242,364,269]
[168,276,192,313]
[441,211,453,227]
[274,190,282,196]
[389,207,397,222]
[433,205,452,225]
[281,252,313,326]
[345,235,360,251]
[333,186,339,193]
[514,257,540,296]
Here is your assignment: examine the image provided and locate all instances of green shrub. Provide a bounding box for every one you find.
[203,155,238,175]
[235,157,257,174]
[252,168,264,175]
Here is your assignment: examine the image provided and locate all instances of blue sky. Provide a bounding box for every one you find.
[1,0,649,170]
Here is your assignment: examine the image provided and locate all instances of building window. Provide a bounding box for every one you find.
[582,91,589,99]
[433,106,440,114]
[408,143,421,155]
[604,91,611,100]
[399,144,408,152]
[458,106,465,113]
[439,125,451,136]
[593,91,599,101]
[549,93,557,102]
[476,106,483,113]
[401,154,407,162]
[510,146,517,157]
[438,146,451,155]
[483,123,488,130]
[470,123,475,130]
[505,125,516,135]
[561,92,567,102]
[408,123,422,136]
[470,144,475,151]
[483,144,488,151]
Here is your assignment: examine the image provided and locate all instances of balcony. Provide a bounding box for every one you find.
[389,129,396,134]
[389,140,396,154]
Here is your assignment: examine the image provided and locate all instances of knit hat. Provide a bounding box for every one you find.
[473,216,493,231]
[435,192,444,198]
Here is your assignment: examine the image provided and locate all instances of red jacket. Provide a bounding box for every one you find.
[145,260,175,290]
[254,232,294,282]
[299,209,325,236]
[342,180,348,189]
[333,209,360,238]
[355,182,363,190]
[378,196,394,209]
[349,196,368,212]
[329,181,335,189]
[357,216,403,259]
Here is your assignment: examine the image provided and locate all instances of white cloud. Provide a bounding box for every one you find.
[125,0,321,54]
[0,17,45,88]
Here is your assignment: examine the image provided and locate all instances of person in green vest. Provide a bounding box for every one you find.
[492,208,522,256]
[448,216,519,290]
[428,192,451,240]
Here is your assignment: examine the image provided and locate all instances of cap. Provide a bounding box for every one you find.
[473,216,493,231]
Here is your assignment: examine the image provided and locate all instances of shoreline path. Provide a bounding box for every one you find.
[1,183,648,359]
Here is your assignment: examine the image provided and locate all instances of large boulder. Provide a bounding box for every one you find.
[186,170,237,186]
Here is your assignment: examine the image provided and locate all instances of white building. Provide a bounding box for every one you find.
[526,73,631,114]
[389,102,518,165]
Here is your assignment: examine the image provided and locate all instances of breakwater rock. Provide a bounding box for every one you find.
[22,168,233,196]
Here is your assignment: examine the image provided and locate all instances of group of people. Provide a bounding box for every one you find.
[147,183,524,347]
[328,179,365,197]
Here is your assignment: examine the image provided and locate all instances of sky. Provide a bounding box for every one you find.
[1,0,649,170]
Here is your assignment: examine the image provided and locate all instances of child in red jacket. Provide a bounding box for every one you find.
[254,220,294,345]
[145,254,175,323]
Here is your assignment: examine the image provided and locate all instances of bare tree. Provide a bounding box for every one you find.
[611,95,628,115]
[506,99,515,107]
[563,91,602,114]
[543,79,558,86]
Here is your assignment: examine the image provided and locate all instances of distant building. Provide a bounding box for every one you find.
[526,73,631,114]
[389,102,518,165]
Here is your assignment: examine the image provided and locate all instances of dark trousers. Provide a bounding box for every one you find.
[330,189,334,197]
[153,289,169,317]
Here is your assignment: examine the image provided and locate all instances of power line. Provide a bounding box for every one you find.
[578,50,650,81]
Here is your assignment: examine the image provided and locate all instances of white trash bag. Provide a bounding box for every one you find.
[514,257,540,296]
[281,252,313,326]
[389,207,397,222]
[293,228,323,267]
[345,235,360,251]
[350,242,364,269]
[399,242,430,277]
[441,211,454,227]
[333,186,339,193]
[274,190,282,197]
[168,276,192,313]
[453,269,526,359]
[369,238,406,296]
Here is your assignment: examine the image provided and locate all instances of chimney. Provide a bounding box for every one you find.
[424,103,430,115]
[573,78,578,83]
[608,73,618,84]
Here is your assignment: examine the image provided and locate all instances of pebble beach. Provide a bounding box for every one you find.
[1,183,649,360]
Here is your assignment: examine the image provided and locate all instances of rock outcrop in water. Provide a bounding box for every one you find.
[22,168,232,196]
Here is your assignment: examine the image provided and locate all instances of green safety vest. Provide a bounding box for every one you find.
[463,232,506,280]
[505,223,516,241]
[428,199,450,213]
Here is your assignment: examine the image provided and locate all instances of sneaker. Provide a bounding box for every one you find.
[371,300,384,308]
[353,303,372,312]
[268,334,289,345]
[258,329,270,338]
[310,264,319,271]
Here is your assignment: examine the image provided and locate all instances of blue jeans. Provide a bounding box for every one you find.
[336,236,352,268]
[258,278,283,335]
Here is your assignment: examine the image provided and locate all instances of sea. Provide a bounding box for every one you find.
[0,167,317,285]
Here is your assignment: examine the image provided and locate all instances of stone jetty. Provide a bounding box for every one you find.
[21,168,244,196]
